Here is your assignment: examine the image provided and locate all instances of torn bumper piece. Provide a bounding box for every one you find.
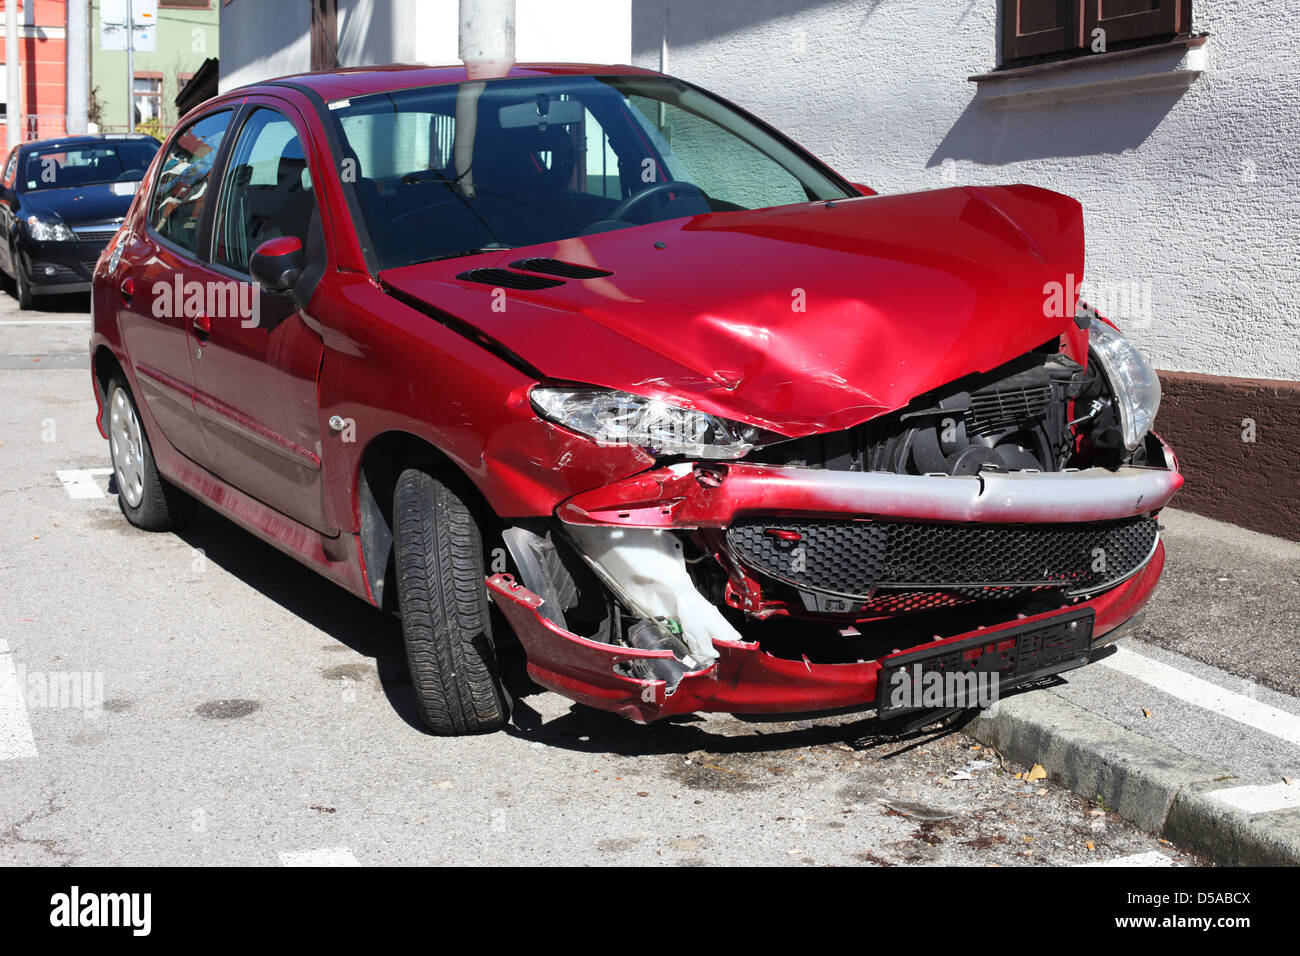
[486,542,1165,723]
[556,457,1184,529]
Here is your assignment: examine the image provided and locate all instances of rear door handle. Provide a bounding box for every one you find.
[119,276,134,304]
[192,313,211,342]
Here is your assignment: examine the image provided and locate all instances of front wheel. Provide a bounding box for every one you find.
[393,467,510,735]
[106,374,196,531]
[13,247,33,309]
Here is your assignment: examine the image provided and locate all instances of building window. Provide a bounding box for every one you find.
[1001,1,1193,66]
[134,76,163,125]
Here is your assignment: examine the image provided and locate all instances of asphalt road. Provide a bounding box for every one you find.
[2,289,1293,866]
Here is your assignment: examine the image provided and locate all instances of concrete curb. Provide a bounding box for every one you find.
[965,690,1300,866]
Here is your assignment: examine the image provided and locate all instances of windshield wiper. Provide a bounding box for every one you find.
[425,245,514,263]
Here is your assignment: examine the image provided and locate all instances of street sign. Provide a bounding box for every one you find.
[100,0,158,53]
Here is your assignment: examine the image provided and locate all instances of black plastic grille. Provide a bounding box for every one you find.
[965,384,1053,436]
[32,261,85,282]
[727,516,1159,599]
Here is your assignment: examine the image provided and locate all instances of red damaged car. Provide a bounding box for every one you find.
[90,64,1180,735]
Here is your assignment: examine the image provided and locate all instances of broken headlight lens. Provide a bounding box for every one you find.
[1087,317,1161,451]
[531,386,756,459]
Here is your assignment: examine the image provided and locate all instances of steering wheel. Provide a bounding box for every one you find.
[607,180,707,223]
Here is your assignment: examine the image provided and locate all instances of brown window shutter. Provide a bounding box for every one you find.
[1002,0,1081,61]
[1084,0,1189,47]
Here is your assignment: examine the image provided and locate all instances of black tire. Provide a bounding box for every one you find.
[394,467,509,735]
[106,374,196,531]
[13,247,33,309]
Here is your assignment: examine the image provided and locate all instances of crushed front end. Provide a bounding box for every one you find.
[487,326,1181,724]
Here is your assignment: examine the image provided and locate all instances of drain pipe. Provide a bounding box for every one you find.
[454,0,515,197]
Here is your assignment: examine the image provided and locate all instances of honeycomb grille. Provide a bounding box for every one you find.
[727,516,1159,600]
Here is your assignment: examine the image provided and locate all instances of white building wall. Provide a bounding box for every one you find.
[220,0,631,92]
[630,0,1299,381]
[218,1,1293,380]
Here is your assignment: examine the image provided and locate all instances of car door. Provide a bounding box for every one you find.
[186,100,333,534]
[118,109,235,465]
[0,146,21,277]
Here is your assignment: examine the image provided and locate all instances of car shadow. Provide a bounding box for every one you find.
[6,290,92,313]
[164,501,990,755]
[172,505,429,730]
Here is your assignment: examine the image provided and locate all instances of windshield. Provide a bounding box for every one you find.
[326,75,853,269]
[21,141,158,192]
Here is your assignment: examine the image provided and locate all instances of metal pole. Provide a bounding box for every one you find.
[458,0,515,77]
[126,0,134,133]
[6,0,20,149]
[454,1,515,197]
[66,0,88,135]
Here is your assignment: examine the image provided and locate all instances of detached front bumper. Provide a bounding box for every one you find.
[489,549,1163,722]
[487,440,1182,722]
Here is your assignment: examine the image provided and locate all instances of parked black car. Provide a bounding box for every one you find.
[0,134,160,308]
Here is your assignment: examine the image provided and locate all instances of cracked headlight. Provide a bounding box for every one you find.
[25,215,76,242]
[1088,317,1161,451]
[531,386,756,459]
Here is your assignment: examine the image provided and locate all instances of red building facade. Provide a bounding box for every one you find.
[1,0,69,151]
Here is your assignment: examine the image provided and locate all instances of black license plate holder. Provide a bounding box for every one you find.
[876,608,1095,718]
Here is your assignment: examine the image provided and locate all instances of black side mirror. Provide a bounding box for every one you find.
[249,236,304,295]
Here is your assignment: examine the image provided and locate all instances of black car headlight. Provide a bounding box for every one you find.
[531,386,756,460]
[1088,317,1162,451]
[25,215,75,242]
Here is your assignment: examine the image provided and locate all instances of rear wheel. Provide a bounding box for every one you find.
[393,467,509,735]
[107,374,196,531]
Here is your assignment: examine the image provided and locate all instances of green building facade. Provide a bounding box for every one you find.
[89,0,220,137]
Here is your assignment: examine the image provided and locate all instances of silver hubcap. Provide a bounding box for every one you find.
[108,386,146,508]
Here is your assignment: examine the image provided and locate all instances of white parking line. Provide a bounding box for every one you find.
[0,319,91,326]
[1078,850,1176,867]
[0,640,38,760]
[278,847,360,867]
[56,468,114,499]
[1207,782,1300,814]
[1100,646,1300,749]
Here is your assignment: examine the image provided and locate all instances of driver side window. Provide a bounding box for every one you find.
[212,108,318,274]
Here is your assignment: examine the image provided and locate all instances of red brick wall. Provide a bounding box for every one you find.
[1156,370,1300,541]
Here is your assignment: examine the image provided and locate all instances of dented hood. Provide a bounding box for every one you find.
[380,185,1085,438]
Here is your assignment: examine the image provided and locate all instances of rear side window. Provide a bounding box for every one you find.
[149,110,232,254]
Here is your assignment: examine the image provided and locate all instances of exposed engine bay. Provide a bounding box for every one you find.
[748,340,1158,476]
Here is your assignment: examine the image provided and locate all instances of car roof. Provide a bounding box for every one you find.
[246,62,663,103]
[19,134,158,152]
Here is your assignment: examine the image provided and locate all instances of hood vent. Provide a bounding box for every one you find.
[510,258,613,279]
[456,268,566,290]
